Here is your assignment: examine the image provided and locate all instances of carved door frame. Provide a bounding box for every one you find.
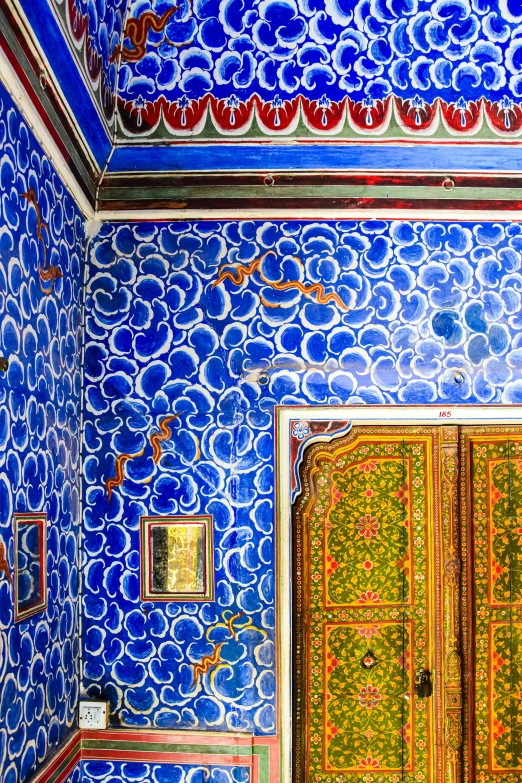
[275,405,522,783]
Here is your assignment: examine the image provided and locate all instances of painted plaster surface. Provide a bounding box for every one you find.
[48,0,130,127]
[82,218,522,733]
[11,2,113,166]
[114,0,522,138]
[83,761,250,783]
[0,84,85,782]
[62,764,81,783]
[105,140,522,171]
[63,761,250,783]
[14,0,522,145]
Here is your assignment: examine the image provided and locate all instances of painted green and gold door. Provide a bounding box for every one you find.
[461,429,522,782]
[293,427,442,783]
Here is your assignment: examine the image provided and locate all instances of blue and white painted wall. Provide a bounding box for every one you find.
[0,83,85,783]
[61,760,251,783]
[81,217,522,746]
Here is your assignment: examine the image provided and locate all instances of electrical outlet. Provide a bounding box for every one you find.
[79,700,109,729]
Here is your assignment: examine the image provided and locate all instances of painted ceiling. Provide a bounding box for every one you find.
[4,0,522,210]
[115,0,522,140]
[14,0,522,146]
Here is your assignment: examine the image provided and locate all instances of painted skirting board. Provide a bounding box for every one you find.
[30,730,276,783]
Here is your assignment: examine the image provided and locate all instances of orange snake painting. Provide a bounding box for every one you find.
[105,414,187,500]
[149,414,180,464]
[21,188,62,295]
[111,5,190,63]
[192,612,245,686]
[212,250,349,311]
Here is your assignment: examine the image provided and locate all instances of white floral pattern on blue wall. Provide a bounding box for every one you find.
[0,84,84,783]
[83,217,522,733]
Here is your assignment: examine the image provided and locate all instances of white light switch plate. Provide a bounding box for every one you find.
[79,700,109,729]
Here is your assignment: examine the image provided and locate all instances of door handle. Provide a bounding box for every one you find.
[415,668,432,698]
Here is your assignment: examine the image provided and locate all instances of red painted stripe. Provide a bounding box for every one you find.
[97,197,522,213]
[251,752,259,783]
[52,750,82,783]
[0,32,70,161]
[30,732,81,783]
[96,135,522,148]
[26,730,281,783]
[82,749,253,766]
[82,729,254,747]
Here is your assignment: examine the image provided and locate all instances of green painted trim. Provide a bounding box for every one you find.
[98,184,522,202]
[81,739,253,757]
[35,745,80,783]
[252,744,270,783]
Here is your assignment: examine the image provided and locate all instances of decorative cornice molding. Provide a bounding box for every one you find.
[4,11,522,221]
[0,48,95,219]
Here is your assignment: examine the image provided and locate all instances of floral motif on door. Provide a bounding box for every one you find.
[487,457,522,606]
[293,429,438,783]
[324,621,414,772]
[324,456,414,607]
[466,434,522,778]
[489,622,522,771]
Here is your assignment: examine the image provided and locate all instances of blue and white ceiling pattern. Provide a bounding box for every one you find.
[115,0,522,139]
[13,0,522,143]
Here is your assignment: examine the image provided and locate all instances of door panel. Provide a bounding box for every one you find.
[293,428,440,783]
[324,619,414,773]
[462,431,522,779]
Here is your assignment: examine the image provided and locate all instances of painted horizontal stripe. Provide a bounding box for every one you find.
[97,185,522,203]
[100,171,522,188]
[29,731,81,783]
[45,751,82,783]
[82,740,253,756]
[97,198,522,214]
[29,730,275,783]
[82,729,254,746]
[96,207,522,222]
[82,749,253,765]
[107,143,522,174]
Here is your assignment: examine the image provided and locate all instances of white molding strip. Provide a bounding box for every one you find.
[98,208,522,222]
[0,48,95,219]
[275,404,522,783]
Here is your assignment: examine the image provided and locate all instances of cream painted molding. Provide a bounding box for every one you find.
[275,404,522,783]
[0,49,95,219]
[99,208,522,222]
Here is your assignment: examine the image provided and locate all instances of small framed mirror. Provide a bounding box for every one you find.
[140,515,213,601]
[14,513,47,621]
